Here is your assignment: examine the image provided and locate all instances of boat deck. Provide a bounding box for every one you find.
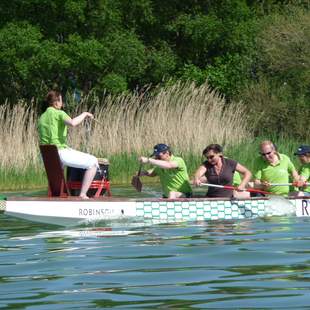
[6,195,270,202]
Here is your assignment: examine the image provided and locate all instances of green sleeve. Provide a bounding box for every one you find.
[153,166,159,175]
[253,158,262,180]
[286,156,296,173]
[59,110,70,122]
[300,166,310,180]
[233,172,242,186]
[173,157,185,171]
[254,170,261,180]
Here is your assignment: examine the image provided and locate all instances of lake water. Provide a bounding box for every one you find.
[1,186,310,309]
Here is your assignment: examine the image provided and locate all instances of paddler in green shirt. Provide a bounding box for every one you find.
[253,140,299,196]
[293,145,310,196]
[38,90,98,199]
[138,144,192,199]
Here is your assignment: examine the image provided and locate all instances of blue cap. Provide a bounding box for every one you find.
[294,145,310,155]
[151,144,170,156]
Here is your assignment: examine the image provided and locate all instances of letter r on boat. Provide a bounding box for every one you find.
[302,200,309,216]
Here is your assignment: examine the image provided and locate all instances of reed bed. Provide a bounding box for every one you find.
[0,103,41,171]
[70,81,250,155]
[0,82,252,190]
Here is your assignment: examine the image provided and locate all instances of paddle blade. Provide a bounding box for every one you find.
[131,175,142,192]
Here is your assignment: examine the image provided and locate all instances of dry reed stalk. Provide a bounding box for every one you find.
[70,81,251,156]
[0,103,40,171]
[1,81,252,172]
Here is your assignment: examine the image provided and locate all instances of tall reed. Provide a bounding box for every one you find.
[70,81,251,156]
[0,82,252,190]
[0,102,41,171]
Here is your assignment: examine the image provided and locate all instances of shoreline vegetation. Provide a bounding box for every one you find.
[1,3,308,193]
[0,82,303,191]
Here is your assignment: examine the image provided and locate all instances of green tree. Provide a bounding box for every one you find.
[143,42,177,85]
[257,7,310,96]
[0,21,72,101]
[241,7,310,140]
[64,34,109,92]
[102,31,147,87]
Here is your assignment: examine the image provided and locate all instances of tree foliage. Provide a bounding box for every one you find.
[241,6,310,140]
[257,7,310,95]
[0,0,309,140]
[0,0,260,100]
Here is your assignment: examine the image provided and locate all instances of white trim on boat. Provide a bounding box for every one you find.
[1,197,309,227]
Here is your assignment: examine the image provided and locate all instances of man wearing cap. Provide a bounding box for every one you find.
[253,140,299,195]
[139,144,192,199]
[293,145,310,196]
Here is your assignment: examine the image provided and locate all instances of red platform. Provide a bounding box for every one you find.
[40,144,111,198]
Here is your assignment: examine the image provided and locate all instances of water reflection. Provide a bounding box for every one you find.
[1,189,310,308]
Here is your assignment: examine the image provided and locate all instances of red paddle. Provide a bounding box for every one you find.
[200,183,271,195]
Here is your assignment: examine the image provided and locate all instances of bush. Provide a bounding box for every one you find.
[241,6,310,141]
[98,73,128,94]
[257,7,310,96]
[241,79,309,140]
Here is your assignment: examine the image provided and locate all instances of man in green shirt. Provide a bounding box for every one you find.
[294,145,310,196]
[253,140,299,195]
[139,144,192,198]
[38,90,98,199]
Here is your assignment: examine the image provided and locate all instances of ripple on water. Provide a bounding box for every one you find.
[1,211,310,308]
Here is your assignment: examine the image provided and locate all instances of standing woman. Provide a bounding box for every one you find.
[193,144,252,198]
[38,90,98,199]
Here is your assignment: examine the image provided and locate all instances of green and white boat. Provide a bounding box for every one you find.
[1,196,309,227]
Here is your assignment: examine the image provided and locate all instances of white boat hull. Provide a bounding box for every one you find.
[1,197,310,227]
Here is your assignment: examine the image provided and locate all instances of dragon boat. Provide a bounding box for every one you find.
[0,196,309,227]
[1,145,308,227]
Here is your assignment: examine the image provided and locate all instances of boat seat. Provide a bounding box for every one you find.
[67,179,111,198]
[39,144,69,197]
[39,144,111,198]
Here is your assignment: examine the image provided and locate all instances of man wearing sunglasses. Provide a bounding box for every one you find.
[138,143,192,199]
[253,140,299,195]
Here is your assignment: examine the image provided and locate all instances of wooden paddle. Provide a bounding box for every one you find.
[131,163,143,192]
[200,183,271,195]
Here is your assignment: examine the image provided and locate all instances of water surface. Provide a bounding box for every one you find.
[0,187,309,309]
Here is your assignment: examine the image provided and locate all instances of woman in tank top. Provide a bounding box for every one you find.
[193,144,252,198]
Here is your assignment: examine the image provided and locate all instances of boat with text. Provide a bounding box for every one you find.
[2,144,308,227]
[1,196,309,227]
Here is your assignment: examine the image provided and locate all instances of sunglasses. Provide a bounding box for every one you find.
[260,151,272,157]
[206,155,215,160]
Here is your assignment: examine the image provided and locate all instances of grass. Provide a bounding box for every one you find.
[0,167,47,191]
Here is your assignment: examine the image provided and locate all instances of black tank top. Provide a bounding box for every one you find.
[203,157,237,198]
